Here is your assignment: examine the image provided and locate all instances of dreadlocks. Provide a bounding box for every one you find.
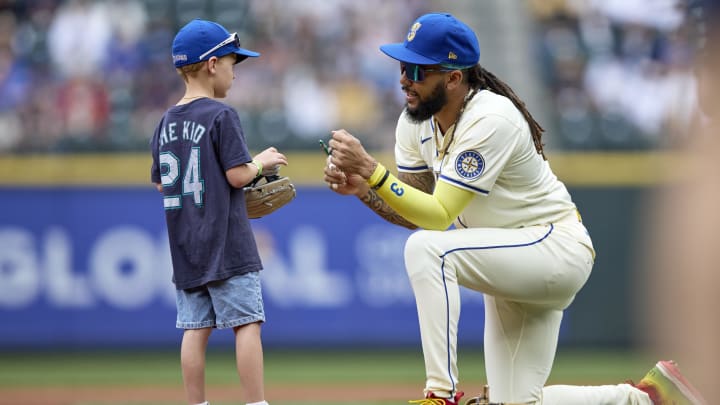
[466,65,546,159]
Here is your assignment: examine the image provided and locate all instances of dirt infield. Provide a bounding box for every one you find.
[0,382,491,405]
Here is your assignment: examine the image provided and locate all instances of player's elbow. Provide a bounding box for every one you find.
[422,201,456,230]
[424,218,454,231]
[410,211,454,231]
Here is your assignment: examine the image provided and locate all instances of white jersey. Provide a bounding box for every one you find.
[395,89,577,229]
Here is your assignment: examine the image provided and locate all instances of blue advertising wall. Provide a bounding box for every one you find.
[0,186,499,348]
[0,152,665,349]
[0,183,647,349]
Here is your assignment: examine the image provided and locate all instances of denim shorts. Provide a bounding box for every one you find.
[175,271,265,330]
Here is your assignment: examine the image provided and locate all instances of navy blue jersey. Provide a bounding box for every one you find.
[150,98,262,290]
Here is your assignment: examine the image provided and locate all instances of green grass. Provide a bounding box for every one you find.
[0,347,655,405]
[0,347,654,386]
[0,348,427,387]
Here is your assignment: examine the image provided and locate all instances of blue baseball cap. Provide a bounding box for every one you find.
[172,19,260,68]
[380,13,480,67]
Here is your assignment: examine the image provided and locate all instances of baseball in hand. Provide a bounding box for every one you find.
[326,155,346,189]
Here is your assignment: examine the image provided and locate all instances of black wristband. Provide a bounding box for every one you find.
[371,169,390,190]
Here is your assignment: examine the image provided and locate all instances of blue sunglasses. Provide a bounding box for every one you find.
[400,62,455,82]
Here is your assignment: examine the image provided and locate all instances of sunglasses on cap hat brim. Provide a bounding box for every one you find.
[198,32,241,61]
[400,62,456,82]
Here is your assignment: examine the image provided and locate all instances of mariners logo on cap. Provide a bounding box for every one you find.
[407,22,421,42]
[455,150,485,179]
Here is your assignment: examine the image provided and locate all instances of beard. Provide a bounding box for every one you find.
[404,81,448,123]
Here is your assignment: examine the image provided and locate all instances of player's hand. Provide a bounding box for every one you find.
[328,129,376,180]
[324,155,368,196]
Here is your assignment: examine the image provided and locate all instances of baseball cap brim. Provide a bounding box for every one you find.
[230,47,260,64]
[379,43,439,65]
[234,48,260,58]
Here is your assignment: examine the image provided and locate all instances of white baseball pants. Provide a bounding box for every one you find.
[404,219,651,404]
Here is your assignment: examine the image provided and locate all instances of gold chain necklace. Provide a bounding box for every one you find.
[433,89,478,160]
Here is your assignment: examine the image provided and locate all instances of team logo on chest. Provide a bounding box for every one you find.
[455,150,485,179]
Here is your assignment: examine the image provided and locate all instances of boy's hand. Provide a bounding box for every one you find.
[254,147,288,173]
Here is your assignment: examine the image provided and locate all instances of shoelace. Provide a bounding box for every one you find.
[408,398,450,405]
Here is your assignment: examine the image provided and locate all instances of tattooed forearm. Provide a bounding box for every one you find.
[358,171,436,230]
[360,189,417,229]
[402,171,436,194]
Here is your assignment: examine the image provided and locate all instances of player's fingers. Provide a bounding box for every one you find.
[323,171,343,183]
[329,155,348,173]
[330,153,347,170]
[331,129,360,149]
[328,131,348,152]
[327,138,338,155]
[324,174,342,191]
[331,129,350,141]
[325,155,340,172]
[323,166,346,185]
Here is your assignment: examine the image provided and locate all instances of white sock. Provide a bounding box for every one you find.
[246,401,269,405]
[193,402,208,405]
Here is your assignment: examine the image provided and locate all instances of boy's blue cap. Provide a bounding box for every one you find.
[172,19,259,67]
[380,13,480,67]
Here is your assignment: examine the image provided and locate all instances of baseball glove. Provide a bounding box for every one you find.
[244,174,296,219]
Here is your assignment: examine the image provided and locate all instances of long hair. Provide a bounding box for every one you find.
[466,65,546,159]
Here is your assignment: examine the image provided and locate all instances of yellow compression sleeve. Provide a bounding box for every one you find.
[368,164,475,230]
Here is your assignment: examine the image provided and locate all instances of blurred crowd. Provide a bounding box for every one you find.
[530,0,701,149]
[0,0,428,153]
[0,0,705,153]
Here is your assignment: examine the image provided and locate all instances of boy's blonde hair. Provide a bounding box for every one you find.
[176,61,205,83]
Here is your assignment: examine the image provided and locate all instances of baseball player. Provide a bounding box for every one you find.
[150,19,286,405]
[324,13,706,405]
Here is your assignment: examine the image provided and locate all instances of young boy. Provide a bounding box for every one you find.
[150,19,287,405]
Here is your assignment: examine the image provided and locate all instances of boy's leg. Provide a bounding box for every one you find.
[181,327,212,404]
[234,322,265,403]
[176,284,216,405]
[208,272,267,404]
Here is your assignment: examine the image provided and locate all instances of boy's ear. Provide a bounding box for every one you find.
[206,56,218,73]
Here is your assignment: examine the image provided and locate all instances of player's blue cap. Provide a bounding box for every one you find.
[172,19,260,68]
[380,13,480,68]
